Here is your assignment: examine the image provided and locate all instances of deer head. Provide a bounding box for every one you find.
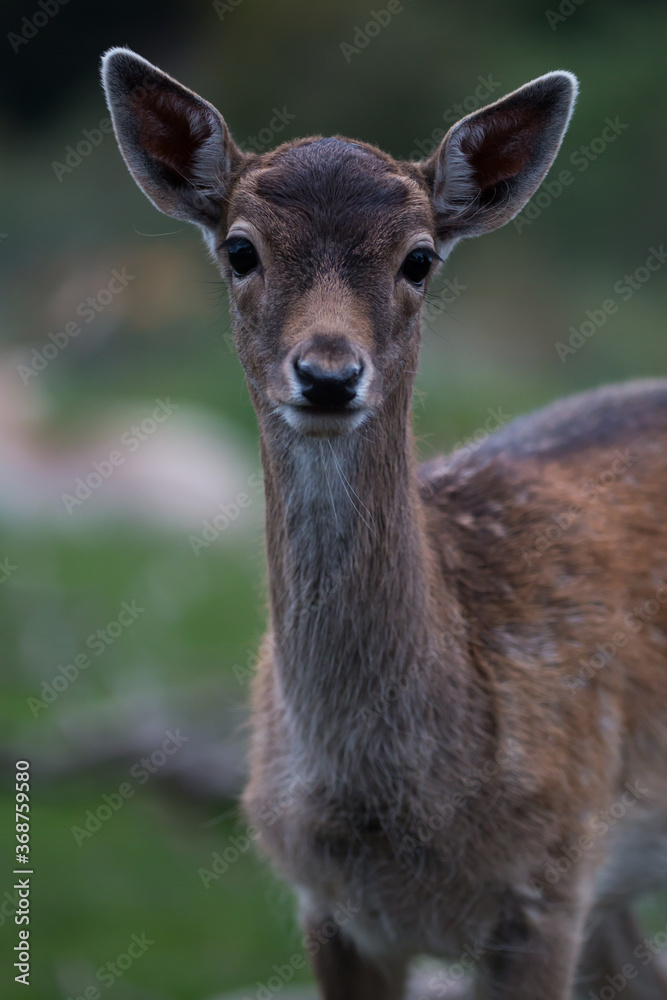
[102,49,576,440]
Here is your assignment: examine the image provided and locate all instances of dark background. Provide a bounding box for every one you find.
[1,1,666,997]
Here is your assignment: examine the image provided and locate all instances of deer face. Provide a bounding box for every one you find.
[220,139,437,436]
[102,49,576,438]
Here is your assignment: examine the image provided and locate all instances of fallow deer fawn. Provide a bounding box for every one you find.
[102,49,667,999]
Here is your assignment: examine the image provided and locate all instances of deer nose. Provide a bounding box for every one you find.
[293,357,363,409]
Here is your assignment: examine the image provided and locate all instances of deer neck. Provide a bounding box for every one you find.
[253,373,471,765]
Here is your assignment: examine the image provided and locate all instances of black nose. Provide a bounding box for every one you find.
[294,357,363,410]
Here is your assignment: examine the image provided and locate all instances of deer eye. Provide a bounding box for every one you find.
[401,248,434,286]
[227,237,259,277]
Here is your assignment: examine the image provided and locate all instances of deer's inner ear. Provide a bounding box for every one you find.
[416,71,577,248]
[462,119,535,196]
[102,47,245,231]
[132,91,217,186]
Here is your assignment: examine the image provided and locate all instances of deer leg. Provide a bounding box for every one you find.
[473,898,589,1000]
[306,916,407,1000]
[575,907,667,1000]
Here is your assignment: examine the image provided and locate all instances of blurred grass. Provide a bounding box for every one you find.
[0,527,280,1000]
[0,791,307,999]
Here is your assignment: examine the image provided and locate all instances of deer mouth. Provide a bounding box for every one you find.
[279,402,369,437]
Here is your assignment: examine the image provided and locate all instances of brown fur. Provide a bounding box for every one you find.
[102,50,667,998]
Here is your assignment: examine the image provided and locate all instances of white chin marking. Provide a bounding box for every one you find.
[278,405,369,438]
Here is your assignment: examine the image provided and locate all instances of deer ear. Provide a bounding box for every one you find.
[418,71,577,250]
[101,47,245,233]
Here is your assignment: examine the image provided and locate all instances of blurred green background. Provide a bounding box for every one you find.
[1,0,666,997]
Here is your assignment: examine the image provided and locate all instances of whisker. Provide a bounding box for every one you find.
[327,442,378,540]
[328,442,376,523]
[319,440,340,534]
[132,225,183,237]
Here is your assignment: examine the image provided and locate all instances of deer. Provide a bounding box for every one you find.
[101,47,667,1000]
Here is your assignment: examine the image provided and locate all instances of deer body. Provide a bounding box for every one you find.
[103,50,667,998]
[246,379,667,985]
